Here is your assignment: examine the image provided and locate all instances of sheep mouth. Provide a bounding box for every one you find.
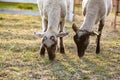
[77,47,86,57]
[74,43,86,57]
[46,44,57,60]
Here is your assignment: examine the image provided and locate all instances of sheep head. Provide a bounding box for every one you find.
[72,23,99,58]
[34,31,68,60]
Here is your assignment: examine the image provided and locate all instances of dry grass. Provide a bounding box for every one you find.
[0,13,120,80]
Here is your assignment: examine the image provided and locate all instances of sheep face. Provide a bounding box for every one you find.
[34,31,68,60]
[34,32,57,60]
[73,33,90,57]
[42,34,57,60]
[72,23,98,57]
[42,33,58,48]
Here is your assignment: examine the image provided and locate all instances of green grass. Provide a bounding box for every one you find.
[0,2,81,13]
[74,5,82,15]
[0,2,38,11]
[0,12,120,80]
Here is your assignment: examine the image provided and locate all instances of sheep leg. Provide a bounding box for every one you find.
[42,17,48,32]
[40,18,48,56]
[40,45,45,56]
[96,19,104,54]
[59,36,65,54]
[59,19,65,54]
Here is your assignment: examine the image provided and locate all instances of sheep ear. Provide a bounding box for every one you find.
[90,31,99,36]
[57,32,69,37]
[72,23,79,33]
[34,32,44,38]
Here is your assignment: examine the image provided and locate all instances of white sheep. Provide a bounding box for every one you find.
[72,0,112,57]
[35,0,69,60]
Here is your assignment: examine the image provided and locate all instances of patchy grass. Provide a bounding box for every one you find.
[0,2,38,11]
[0,13,120,80]
[74,5,82,15]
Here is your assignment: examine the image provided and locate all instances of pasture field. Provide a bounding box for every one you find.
[0,2,38,11]
[0,10,120,80]
[0,2,80,13]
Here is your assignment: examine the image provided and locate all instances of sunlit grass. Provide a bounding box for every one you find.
[0,2,38,11]
[0,13,120,80]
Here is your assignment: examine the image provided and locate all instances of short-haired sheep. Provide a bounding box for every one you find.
[35,0,69,60]
[72,0,112,57]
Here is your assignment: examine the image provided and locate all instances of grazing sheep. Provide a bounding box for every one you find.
[35,0,69,60]
[72,0,112,57]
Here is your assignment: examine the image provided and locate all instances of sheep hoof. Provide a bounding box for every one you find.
[96,51,100,54]
[96,48,100,54]
[40,49,45,57]
[60,47,65,54]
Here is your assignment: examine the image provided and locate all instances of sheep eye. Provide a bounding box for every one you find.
[43,36,47,40]
[50,36,55,40]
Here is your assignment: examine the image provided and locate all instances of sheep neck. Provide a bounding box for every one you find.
[80,13,98,32]
[47,8,61,33]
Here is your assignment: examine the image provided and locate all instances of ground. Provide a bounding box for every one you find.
[0,13,120,80]
[0,3,120,80]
